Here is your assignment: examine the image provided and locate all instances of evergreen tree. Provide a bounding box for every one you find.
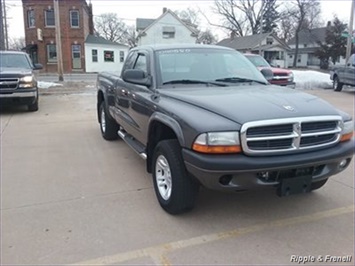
[262,0,279,33]
[315,16,347,67]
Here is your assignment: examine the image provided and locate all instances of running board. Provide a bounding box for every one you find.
[118,129,147,160]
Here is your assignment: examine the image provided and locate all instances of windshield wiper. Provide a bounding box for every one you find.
[162,79,227,87]
[215,77,267,85]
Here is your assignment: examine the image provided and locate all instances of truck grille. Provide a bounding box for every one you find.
[241,116,342,155]
[0,78,19,90]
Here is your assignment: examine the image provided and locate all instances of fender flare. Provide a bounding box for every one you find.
[148,112,185,147]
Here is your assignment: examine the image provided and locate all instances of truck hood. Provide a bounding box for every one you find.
[257,66,291,74]
[159,85,341,124]
[0,67,32,76]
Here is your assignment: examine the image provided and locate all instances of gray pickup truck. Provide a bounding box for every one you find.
[330,54,355,91]
[97,44,354,214]
[0,50,42,111]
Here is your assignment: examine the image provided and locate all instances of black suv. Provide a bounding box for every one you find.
[0,50,43,111]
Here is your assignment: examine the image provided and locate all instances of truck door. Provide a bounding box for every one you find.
[112,51,138,130]
[345,54,355,85]
[127,51,154,144]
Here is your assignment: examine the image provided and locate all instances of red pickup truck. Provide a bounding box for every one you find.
[244,53,295,88]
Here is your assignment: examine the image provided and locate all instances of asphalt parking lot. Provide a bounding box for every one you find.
[1,87,354,265]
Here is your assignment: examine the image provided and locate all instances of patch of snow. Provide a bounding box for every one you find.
[85,85,95,88]
[293,70,332,90]
[38,81,63,89]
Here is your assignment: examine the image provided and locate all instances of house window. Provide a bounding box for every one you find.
[279,51,284,60]
[120,51,125,62]
[104,51,114,62]
[27,10,35,28]
[266,37,273,45]
[304,44,308,48]
[92,49,98,62]
[162,26,175,39]
[70,10,79,28]
[45,9,55,27]
[297,54,301,63]
[47,44,57,63]
[72,45,81,59]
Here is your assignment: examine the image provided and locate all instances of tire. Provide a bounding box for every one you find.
[152,139,199,214]
[311,179,328,191]
[333,76,343,92]
[99,102,119,140]
[28,96,39,112]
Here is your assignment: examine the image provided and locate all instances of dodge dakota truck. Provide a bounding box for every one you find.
[97,44,354,214]
[0,50,42,111]
[330,54,355,91]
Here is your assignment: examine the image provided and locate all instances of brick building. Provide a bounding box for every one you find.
[22,0,94,73]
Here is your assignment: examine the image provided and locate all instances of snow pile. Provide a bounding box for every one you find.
[38,81,63,89]
[293,70,332,90]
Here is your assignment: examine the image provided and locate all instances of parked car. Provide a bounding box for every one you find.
[330,54,355,91]
[244,53,295,88]
[0,50,42,111]
[97,44,354,214]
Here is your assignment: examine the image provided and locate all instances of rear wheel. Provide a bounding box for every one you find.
[99,102,119,140]
[152,139,199,214]
[333,76,343,92]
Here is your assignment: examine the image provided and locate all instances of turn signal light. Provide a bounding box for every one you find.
[340,132,354,142]
[192,144,241,154]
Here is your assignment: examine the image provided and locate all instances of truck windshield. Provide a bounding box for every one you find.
[156,48,267,86]
[0,54,33,69]
[244,55,270,68]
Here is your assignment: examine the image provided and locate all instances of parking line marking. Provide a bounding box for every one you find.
[71,205,354,266]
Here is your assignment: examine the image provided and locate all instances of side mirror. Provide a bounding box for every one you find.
[33,63,43,70]
[122,69,151,87]
[260,68,273,81]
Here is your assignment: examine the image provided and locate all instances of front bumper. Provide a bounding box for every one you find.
[182,140,354,192]
[0,89,38,105]
[270,81,296,89]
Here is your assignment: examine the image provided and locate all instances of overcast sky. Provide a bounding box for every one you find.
[4,0,355,41]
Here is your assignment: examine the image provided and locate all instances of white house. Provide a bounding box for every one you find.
[136,8,198,46]
[287,26,346,68]
[217,33,291,68]
[85,35,129,73]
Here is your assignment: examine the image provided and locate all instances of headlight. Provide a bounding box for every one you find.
[19,75,35,88]
[20,75,34,83]
[340,120,354,142]
[288,72,294,82]
[192,132,241,154]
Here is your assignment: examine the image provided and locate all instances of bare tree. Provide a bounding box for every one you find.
[94,13,130,43]
[8,37,25,51]
[211,0,269,36]
[283,0,321,67]
[175,7,217,44]
[197,29,218,44]
[174,8,200,25]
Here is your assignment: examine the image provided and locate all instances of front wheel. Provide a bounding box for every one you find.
[28,92,39,112]
[333,76,343,92]
[311,179,328,191]
[152,139,199,214]
[99,102,119,140]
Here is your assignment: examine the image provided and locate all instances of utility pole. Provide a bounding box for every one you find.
[53,0,64,81]
[3,0,8,49]
[345,0,354,61]
[0,0,5,50]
